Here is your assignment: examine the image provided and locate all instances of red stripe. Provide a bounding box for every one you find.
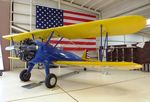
[64,22,75,25]
[63,10,96,51]
[64,10,96,18]
[50,40,96,45]
[63,47,96,51]
[86,38,96,39]
[64,16,92,22]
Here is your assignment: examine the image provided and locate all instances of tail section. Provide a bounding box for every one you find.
[81,49,89,60]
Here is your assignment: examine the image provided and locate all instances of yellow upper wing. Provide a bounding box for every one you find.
[54,61,142,70]
[3,15,146,42]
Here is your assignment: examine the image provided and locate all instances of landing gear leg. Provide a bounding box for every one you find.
[44,62,57,88]
[19,62,34,82]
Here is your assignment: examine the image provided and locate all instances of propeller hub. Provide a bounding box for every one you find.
[18,39,37,62]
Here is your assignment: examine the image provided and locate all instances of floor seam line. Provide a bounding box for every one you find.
[65,75,150,93]
[58,85,79,102]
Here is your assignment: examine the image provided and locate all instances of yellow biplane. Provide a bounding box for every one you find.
[3,15,146,88]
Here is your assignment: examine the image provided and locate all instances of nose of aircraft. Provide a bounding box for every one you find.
[18,39,37,62]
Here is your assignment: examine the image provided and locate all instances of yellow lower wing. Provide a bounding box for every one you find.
[54,61,142,70]
[8,57,20,60]
[3,15,146,42]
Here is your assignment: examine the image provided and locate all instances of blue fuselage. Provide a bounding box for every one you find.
[30,41,82,65]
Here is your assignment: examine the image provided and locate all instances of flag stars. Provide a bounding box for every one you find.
[36,5,63,29]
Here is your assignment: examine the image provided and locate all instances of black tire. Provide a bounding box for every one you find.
[84,68,87,71]
[19,69,31,82]
[45,73,57,88]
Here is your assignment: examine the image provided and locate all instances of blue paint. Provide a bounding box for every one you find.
[27,41,82,76]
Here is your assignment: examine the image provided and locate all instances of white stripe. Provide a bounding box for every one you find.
[64,13,97,20]
[52,38,96,42]
[64,19,83,24]
[52,44,96,48]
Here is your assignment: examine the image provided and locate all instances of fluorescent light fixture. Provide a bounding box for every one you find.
[147,19,150,25]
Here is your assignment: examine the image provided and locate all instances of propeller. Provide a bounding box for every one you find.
[6,39,38,62]
[18,39,37,62]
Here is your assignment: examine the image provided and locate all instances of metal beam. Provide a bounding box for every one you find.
[110,3,150,17]
[58,0,61,9]
[81,0,92,7]
[11,25,28,33]
[70,0,74,3]
[29,0,33,31]
[53,0,100,14]
[88,0,103,9]
[14,0,99,15]
[95,0,115,11]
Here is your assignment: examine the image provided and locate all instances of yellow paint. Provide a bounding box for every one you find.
[8,57,20,60]
[3,15,146,42]
[81,50,87,60]
[54,61,142,70]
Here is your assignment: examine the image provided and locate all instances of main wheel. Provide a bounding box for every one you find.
[19,69,31,82]
[45,73,57,88]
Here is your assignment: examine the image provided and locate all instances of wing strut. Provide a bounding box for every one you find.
[54,37,63,48]
[99,25,109,61]
[32,34,35,40]
[45,31,55,45]
[45,31,63,48]
[99,25,103,61]
[103,32,108,61]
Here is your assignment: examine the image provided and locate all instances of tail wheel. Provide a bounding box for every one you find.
[84,68,87,71]
[45,73,57,88]
[19,69,31,82]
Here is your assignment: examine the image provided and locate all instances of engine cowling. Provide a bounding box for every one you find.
[18,39,37,62]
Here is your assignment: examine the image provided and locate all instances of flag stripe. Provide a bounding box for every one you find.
[63,22,75,25]
[64,16,92,22]
[51,38,96,42]
[64,13,96,20]
[63,47,96,51]
[57,44,96,48]
[50,40,96,45]
[63,10,96,51]
[64,19,82,24]
[64,10,96,18]
[36,5,97,51]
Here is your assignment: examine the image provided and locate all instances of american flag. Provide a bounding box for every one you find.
[36,5,97,51]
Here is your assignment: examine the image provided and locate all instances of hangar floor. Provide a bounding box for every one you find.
[1,67,150,102]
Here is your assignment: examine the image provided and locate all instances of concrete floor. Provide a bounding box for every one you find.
[0,67,150,102]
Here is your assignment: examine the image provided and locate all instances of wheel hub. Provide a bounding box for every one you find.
[50,77,56,85]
